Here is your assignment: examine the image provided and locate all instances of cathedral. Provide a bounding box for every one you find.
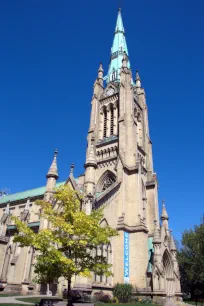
[0,9,182,302]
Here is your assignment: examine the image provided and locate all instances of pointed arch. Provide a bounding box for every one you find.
[100,218,109,228]
[96,170,116,193]
[1,245,12,281]
[163,249,175,297]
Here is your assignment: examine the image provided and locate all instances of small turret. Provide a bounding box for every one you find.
[161,199,169,220]
[170,233,177,251]
[70,163,74,176]
[135,71,141,89]
[161,199,169,231]
[5,202,10,215]
[84,137,97,214]
[98,63,104,81]
[25,198,30,211]
[45,150,59,202]
[85,138,97,169]
[46,149,58,180]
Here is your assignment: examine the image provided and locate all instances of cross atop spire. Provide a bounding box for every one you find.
[106,8,131,83]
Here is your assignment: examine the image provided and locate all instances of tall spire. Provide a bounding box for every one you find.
[46,149,58,180]
[106,8,131,83]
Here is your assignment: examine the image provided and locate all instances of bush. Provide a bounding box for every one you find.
[140,297,152,304]
[94,291,112,303]
[112,297,119,304]
[113,283,133,303]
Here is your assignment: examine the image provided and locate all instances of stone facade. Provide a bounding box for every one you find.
[0,8,181,301]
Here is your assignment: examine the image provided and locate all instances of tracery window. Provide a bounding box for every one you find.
[97,170,116,193]
[111,68,117,81]
[102,176,115,192]
[93,219,112,285]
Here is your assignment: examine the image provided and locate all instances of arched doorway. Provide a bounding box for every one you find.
[163,250,175,298]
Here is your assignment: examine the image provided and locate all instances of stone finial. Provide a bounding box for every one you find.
[46,149,59,180]
[122,52,128,68]
[5,202,10,215]
[170,233,177,251]
[135,70,141,88]
[98,62,104,79]
[161,199,169,220]
[70,163,74,175]
[153,220,161,244]
[25,198,30,211]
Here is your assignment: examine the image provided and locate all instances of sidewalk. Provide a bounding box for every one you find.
[0,295,46,304]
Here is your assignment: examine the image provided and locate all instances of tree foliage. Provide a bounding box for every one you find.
[12,185,118,286]
[177,216,204,297]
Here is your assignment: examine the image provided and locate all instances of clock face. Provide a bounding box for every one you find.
[106,88,115,96]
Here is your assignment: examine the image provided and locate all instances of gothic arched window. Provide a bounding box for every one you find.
[111,68,117,81]
[97,170,116,193]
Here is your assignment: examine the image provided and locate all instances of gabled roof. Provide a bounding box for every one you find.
[0,181,65,206]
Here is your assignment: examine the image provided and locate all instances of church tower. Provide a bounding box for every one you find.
[0,8,182,300]
[82,8,181,301]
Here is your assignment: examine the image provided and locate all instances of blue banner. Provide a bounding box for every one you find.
[124,231,129,283]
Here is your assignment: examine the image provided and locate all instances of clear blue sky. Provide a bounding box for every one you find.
[0,0,203,242]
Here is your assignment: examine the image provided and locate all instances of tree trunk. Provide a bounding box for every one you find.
[47,283,52,296]
[67,278,72,306]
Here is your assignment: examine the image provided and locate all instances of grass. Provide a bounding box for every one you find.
[0,294,22,297]
[16,297,63,304]
[186,301,204,306]
[0,296,62,305]
[0,304,31,306]
[16,297,41,303]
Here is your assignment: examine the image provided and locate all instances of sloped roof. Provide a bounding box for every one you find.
[0,181,65,206]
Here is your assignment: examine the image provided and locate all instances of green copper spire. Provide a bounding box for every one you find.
[106,8,131,83]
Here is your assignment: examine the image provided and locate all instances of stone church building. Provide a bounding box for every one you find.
[0,9,181,301]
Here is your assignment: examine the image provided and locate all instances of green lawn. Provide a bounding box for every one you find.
[0,294,22,297]
[186,301,204,306]
[16,297,41,304]
[0,304,31,306]
[16,297,63,304]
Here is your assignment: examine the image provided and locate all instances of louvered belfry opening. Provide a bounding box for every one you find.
[103,108,107,138]
[110,104,114,136]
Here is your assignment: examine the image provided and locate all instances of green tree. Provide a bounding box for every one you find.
[178,216,204,299]
[12,185,118,306]
[33,255,62,296]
